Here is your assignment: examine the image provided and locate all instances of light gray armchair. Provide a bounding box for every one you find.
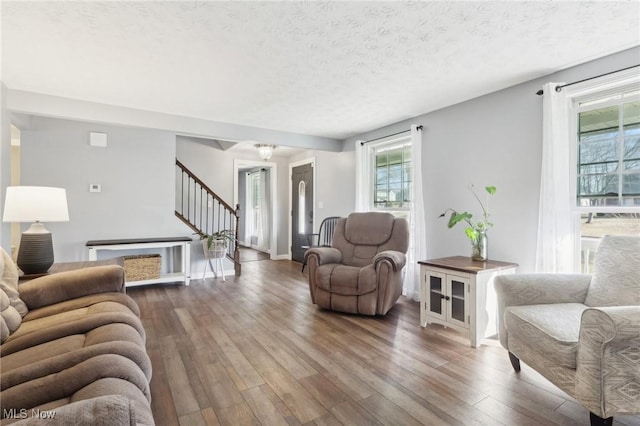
[304,212,409,315]
[495,235,640,426]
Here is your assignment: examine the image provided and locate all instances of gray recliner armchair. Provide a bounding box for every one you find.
[495,235,640,426]
[304,212,409,315]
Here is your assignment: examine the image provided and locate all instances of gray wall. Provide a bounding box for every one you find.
[19,116,188,262]
[5,47,638,271]
[343,47,640,273]
[289,150,356,234]
[1,103,347,263]
[275,155,290,256]
[13,118,333,263]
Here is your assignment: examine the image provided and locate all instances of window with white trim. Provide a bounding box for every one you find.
[577,89,640,207]
[370,136,412,211]
[571,83,640,271]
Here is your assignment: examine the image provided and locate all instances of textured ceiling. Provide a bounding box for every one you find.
[2,1,639,140]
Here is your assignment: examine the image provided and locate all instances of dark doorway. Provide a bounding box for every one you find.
[291,163,314,264]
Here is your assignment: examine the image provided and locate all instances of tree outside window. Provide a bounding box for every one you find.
[373,142,412,210]
[576,90,640,271]
[578,97,640,207]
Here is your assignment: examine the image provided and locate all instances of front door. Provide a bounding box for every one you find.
[291,163,313,263]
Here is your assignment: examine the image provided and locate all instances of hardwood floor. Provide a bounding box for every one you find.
[238,247,271,263]
[127,260,640,426]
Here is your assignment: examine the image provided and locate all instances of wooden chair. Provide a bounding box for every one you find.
[301,216,339,272]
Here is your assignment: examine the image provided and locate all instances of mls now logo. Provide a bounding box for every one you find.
[2,409,28,419]
[3,409,56,419]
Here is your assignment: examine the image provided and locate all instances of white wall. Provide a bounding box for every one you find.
[176,138,294,256]
[7,90,342,151]
[237,170,247,243]
[175,138,237,206]
[0,83,10,250]
[343,47,640,273]
[19,116,187,262]
[176,141,357,258]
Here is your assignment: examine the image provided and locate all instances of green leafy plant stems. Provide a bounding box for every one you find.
[439,184,496,242]
[198,230,236,250]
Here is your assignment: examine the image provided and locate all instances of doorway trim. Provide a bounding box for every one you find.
[233,159,278,260]
[8,124,22,258]
[288,157,316,260]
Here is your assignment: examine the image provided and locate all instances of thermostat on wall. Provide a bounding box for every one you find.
[89,184,101,193]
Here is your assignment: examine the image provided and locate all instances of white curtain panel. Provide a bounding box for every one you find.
[244,173,254,246]
[354,140,370,212]
[403,125,426,300]
[535,82,576,272]
[258,169,270,251]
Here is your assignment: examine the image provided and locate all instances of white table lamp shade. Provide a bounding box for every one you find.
[2,186,69,275]
[3,186,69,223]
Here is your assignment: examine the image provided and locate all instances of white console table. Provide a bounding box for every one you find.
[87,237,192,287]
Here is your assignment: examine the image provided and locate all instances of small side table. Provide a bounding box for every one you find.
[418,256,518,347]
[86,237,192,286]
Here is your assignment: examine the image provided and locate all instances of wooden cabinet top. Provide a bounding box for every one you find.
[418,256,518,275]
[86,236,192,246]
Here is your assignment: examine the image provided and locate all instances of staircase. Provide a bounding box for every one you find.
[175,159,241,276]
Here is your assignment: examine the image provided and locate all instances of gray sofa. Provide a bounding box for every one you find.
[0,248,153,425]
[305,212,409,315]
[495,235,640,426]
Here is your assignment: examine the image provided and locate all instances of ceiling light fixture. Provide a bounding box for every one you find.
[255,144,276,161]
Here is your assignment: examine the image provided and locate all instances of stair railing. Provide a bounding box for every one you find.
[175,159,241,276]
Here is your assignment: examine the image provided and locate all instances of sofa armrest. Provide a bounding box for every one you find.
[304,247,342,266]
[575,306,640,418]
[373,250,406,272]
[495,273,592,307]
[19,266,126,310]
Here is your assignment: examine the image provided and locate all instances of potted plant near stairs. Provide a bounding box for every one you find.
[199,230,235,281]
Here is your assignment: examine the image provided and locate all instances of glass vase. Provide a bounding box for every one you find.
[471,231,488,261]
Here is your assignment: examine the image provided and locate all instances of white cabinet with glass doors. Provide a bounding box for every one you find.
[423,270,469,331]
[419,256,518,347]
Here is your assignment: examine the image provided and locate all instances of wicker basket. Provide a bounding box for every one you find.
[123,254,161,282]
